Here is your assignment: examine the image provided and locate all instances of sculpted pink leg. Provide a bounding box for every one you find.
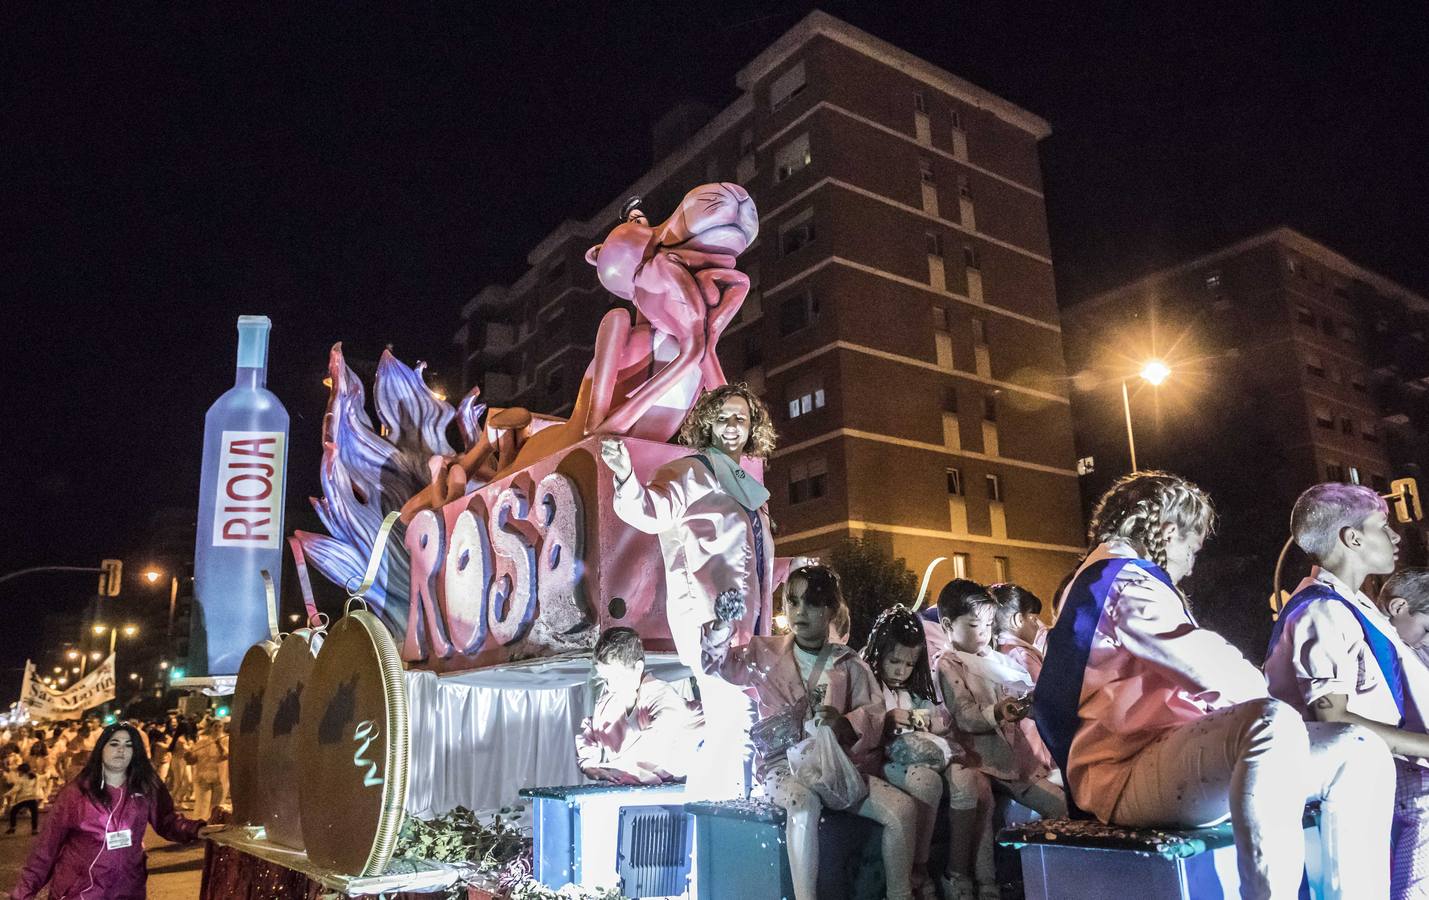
[584,308,634,434]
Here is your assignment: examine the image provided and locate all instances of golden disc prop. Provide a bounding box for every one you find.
[297,603,408,876]
[229,640,279,825]
[257,621,324,850]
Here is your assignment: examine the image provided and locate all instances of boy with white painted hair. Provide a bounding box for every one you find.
[1265,483,1429,900]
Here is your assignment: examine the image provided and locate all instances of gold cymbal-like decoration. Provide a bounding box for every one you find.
[297,602,409,876]
[229,639,279,825]
[258,623,323,850]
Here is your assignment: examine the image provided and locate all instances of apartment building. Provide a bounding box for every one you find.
[456,11,1086,599]
[1063,227,1429,625]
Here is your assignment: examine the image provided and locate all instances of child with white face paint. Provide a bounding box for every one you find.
[1266,484,1428,899]
[935,580,1063,900]
[1036,471,1393,900]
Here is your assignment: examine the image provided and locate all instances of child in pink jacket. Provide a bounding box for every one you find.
[576,627,704,785]
[991,582,1047,682]
[1033,471,1393,900]
[703,565,919,900]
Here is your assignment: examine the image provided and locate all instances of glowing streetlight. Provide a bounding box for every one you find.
[52,666,62,674]
[159,660,170,670]
[122,624,138,638]
[57,676,68,686]
[93,624,108,635]
[143,569,162,584]
[66,649,80,661]
[1122,360,1172,472]
[90,651,102,661]
[1140,359,1171,386]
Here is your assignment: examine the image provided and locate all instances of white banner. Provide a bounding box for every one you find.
[20,654,116,720]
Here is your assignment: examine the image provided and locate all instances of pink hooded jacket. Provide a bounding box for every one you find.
[613,456,776,667]
[576,673,705,783]
[703,631,884,778]
[13,779,204,900]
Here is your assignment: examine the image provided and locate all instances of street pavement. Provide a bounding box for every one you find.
[0,810,205,899]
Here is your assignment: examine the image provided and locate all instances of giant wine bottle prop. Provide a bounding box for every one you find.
[192,316,289,676]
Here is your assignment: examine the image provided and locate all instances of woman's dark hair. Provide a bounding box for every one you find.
[935,578,994,623]
[862,605,937,703]
[788,564,844,611]
[989,582,1044,632]
[79,722,164,808]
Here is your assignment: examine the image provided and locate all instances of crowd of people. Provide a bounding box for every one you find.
[2,713,230,898]
[581,464,1429,900]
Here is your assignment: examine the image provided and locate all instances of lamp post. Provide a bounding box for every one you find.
[142,568,181,651]
[1121,359,1171,472]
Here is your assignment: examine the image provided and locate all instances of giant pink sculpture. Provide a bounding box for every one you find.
[299,183,762,674]
[501,182,757,473]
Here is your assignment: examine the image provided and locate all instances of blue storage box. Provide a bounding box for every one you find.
[520,782,690,896]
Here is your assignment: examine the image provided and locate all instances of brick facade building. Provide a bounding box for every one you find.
[456,12,1085,600]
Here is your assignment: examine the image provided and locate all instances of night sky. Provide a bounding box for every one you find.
[4,3,1428,696]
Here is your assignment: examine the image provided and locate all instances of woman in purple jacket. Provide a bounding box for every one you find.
[12,721,214,900]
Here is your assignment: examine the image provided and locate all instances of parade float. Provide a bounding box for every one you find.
[203,182,769,898]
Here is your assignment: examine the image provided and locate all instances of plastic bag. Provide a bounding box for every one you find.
[887,731,956,768]
[787,724,868,810]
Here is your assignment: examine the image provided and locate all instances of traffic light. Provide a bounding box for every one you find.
[99,559,123,597]
[1391,478,1423,524]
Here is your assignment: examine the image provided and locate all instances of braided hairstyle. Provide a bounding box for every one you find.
[1087,471,1216,570]
[862,605,938,704]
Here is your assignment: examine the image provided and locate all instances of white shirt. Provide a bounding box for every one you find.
[1264,567,1429,753]
[792,643,833,704]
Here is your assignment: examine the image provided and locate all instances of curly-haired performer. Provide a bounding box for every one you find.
[1032,471,1393,900]
[601,383,777,799]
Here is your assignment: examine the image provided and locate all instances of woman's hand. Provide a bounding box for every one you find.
[600,438,633,483]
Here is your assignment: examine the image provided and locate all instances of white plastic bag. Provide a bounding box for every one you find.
[787,723,868,810]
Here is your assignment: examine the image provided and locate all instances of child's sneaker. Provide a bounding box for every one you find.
[939,871,976,900]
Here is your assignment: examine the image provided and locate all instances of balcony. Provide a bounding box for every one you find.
[480,323,517,358]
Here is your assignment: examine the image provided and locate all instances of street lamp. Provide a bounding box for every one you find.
[66,649,80,661]
[142,568,182,651]
[1121,359,1171,472]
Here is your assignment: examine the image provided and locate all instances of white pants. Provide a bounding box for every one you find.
[192,777,225,820]
[687,673,753,800]
[1111,698,1393,900]
[765,764,918,900]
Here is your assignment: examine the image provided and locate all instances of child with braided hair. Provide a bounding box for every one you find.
[1032,471,1394,900]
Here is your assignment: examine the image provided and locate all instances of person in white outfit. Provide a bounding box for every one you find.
[1032,470,1394,900]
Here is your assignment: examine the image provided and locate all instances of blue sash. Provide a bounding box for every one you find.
[1031,556,1177,817]
[1267,582,1406,724]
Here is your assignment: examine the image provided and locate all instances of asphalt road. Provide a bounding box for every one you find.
[0,810,205,899]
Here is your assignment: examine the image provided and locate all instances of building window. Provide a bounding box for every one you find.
[1372,474,1390,493]
[952,552,970,579]
[983,395,998,422]
[739,127,754,156]
[958,174,972,199]
[543,367,563,395]
[986,473,1004,503]
[1205,271,1222,291]
[914,90,927,113]
[778,288,819,336]
[785,375,826,419]
[770,61,807,110]
[788,457,827,504]
[919,157,935,183]
[1348,466,1362,485]
[946,468,963,495]
[780,209,816,256]
[1295,304,1316,327]
[1363,421,1379,443]
[993,556,1010,582]
[774,133,812,183]
[1326,462,1345,482]
[951,110,964,131]
[963,244,981,270]
[744,334,764,369]
[925,232,943,257]
[1315,406,1334,429]
[547,258,567,283]
[1287,256,1300,276]
[1340,416,1355,436]
[1304,353,1325,378]
[931,306,950,331]
[944,386,959,412]
[972,317,987,345]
